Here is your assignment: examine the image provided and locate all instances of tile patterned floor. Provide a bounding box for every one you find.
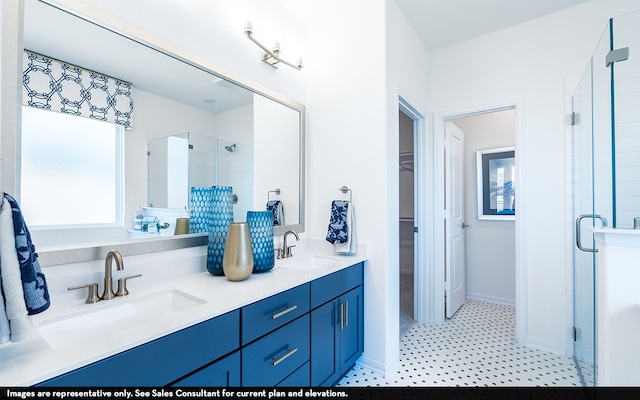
[337,298,583,387]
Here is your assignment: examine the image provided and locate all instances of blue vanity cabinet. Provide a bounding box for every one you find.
[241,314,310,386]
[277,361,310,387]
[310,262,364,386]
[172,351,240,387]
[37,310,240,387]
[241,283,309,345]
[240,283,311,386]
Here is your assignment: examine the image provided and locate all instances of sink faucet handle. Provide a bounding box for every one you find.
[68,283,101,304]
[116,274,142,297]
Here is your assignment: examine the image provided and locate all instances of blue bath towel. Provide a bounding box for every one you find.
[3,193,50,315]
[267,200,284,226]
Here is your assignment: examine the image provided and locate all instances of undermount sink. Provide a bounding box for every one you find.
[35,289,206,349]
[276,255,343,270]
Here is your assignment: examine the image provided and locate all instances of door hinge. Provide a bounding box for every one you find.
[606,47,629,67]
[571,112,578,126]
[147,150,151,156]
[573,327,577,342]
[188,144,194,149]
[413,226,418,233]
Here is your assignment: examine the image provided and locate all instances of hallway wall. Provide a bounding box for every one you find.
[452,110,515,304]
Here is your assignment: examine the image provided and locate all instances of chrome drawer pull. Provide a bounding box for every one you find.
[271,304,298,319]
[272,347,298,366]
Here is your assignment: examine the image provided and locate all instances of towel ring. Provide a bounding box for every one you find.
[339,186,352,202]
[268,188,281,202]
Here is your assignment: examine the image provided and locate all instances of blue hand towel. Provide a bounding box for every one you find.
[326,200,356,254]
[267,200,284,226]
[326,200,350,244]
[3,193,50,315]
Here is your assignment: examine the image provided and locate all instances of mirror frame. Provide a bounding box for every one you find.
[4,0,305,266]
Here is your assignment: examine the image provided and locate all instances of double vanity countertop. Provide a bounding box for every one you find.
[0,247,367,386]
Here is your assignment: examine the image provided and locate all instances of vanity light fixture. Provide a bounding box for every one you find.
[244,20,303,70]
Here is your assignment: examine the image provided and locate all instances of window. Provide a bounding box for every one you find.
[20,106,124,228]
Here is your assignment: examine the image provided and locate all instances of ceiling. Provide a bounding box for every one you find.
[394,0,591,51]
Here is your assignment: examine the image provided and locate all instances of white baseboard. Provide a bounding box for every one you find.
[466,291,515,306]
[525,336,566,356]
[356,354,394,377]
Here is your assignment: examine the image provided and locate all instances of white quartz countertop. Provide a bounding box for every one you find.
[0,248,367,386]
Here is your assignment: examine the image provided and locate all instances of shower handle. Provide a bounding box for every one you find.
[575,214,608,253]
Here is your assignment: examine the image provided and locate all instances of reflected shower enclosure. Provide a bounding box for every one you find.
[147,132,253,221]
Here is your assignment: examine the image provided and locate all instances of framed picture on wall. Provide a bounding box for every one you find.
[476,147,515,220]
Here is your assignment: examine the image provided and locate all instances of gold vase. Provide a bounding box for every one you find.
[222,222,254,281]
[174,218,190,235]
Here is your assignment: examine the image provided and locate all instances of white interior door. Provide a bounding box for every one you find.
[445,121,466,318]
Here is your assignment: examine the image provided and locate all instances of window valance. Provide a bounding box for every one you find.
[22,50,134,127]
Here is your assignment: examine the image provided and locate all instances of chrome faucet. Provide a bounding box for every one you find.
[279,230,299,259]
[101,250,124,300]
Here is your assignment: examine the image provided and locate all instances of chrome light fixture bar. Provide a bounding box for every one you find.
[244,21,303,70]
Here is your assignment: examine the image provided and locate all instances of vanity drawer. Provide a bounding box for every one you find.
[241,283,309,344]
[241,314,310,387]
[311,262,363,309]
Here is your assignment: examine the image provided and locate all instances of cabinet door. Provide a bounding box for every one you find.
[310,298,341,386]
[172,351,240,387]
[311,286,364,387]
[339,286,363,372]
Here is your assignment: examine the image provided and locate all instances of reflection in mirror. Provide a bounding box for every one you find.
[147,132,253,222]
[21,0,304,253]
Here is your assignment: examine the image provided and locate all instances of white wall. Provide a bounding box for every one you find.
[62,0,308,105]
[452,110,515,305]
[303,0,392,373]
[427,0,640,354]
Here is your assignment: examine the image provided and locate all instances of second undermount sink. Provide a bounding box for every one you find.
[35,289,206,349]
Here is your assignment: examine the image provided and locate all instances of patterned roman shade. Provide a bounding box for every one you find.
[22,50,134,127]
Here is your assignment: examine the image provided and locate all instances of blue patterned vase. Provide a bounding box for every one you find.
[246,211,275,273]
[189,187,213,234]
[206,186,234,275]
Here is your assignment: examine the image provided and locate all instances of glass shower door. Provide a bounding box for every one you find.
[571,19,613,387]
[571,9,640,385]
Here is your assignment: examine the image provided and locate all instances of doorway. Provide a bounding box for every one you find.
[399,109,415,338]
[443,108,517,319]
[448,110,516,312]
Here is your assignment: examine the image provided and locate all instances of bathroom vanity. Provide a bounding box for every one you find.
[0,249,365,387]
